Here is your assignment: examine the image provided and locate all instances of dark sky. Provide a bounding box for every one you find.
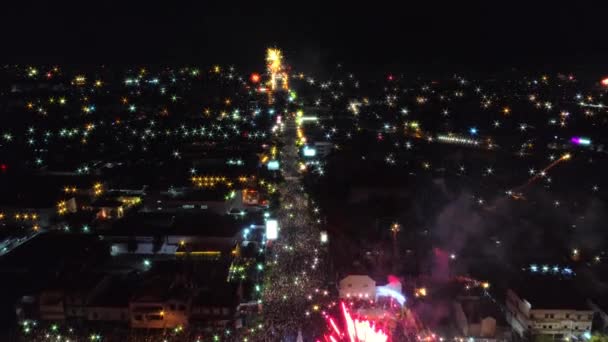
[1,1,606,71]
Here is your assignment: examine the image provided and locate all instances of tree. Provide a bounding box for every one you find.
[590,334,608,342]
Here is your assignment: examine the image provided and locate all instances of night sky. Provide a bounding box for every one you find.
[1,1,607,71]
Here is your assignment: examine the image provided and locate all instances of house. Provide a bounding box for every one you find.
[129,276,193,329]
[453,296,508,340]
[190,284,239,327]
[39,291,65,321]
[339,275,376,300]
[85,275,132,323]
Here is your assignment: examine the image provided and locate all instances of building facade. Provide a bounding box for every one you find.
[506,289,593,339]
[339,275,376,300]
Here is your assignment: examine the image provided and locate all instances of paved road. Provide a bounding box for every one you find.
[260,95,326,341]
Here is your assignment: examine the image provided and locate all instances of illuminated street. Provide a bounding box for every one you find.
[2,3,608,342]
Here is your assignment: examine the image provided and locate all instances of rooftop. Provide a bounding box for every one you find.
[104,212,243,238]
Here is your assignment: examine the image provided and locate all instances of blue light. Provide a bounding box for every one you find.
[583,332,592,340]
[562,268,573,275]
[303,146,317,157]
[469,127,478,135]
[376,286,406,306]
[530,264,538,272]
[267,160,280,170]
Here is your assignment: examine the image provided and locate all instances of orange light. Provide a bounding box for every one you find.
[602,78,608,87]
[250,73,261,83]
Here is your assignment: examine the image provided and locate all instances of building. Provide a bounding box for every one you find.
[453,296,508,340]
[339,275,376,300]
[38,291,65,321]
[85,275,131,323]
[102,212,241,256]
[505,279,593,340]
[141,188,238,215]
[190,284,239,327]
[314,142,333,158]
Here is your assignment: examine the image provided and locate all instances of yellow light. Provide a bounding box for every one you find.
[94,80,103,87]
[175,251,221,257]
[73,75,86,86]
[266,48,283,72]
[561,153,571,160]
[416,287,427,297]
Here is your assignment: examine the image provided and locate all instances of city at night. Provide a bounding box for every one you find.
[2,2,608,342]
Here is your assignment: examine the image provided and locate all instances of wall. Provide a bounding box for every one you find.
[87,307,128,322]
[339,275,376,300]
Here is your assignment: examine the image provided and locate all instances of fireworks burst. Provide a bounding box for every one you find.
[320,302,389,342]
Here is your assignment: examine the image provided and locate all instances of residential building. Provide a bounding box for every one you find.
[339,275,376,300]
[505,279,592,339]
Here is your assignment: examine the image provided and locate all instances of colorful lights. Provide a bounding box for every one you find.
[528,264,574,276]
[436,134,480,146]
[375,285,406,306]
[571,136,591,146]
[266,48,289,91]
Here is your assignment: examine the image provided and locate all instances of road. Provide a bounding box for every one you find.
[260,93,327,341]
